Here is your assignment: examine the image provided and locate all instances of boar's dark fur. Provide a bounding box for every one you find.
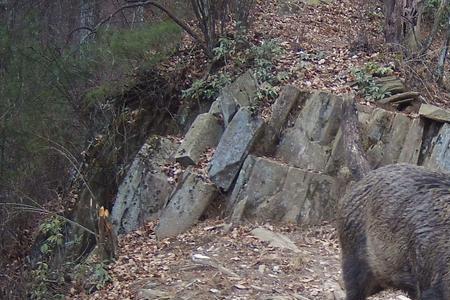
[337,164,450,300]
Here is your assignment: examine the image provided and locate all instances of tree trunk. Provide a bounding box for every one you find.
[384,0,402,44]
[420,0,450,56]
[383,0,422,52]
[436,15,450,85]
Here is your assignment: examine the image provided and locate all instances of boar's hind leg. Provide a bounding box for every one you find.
[342,250,381,300]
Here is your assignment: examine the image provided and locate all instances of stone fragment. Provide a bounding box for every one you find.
[219,71,258,125]
[269,86,305,131]
[111,136,176,234]
[175,113,223,166]
[219,91,238,125]
[419,104,450,123]
[253,87,307,155]
[156,171,217,239]
[364,108,394,145]
[251,227,300,253]
[362,108,395,168]
[208,98,222,117]
[208,107,263,191]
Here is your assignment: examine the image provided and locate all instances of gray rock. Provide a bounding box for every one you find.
[228,155,257,211]
[227,70,258,107]
[219,91,238,126]
[269,86,306,131]
[419,104,450,123]
[208,107,263,191]
[208,98,222,117]
[294,91,342,145]
[362,108,395,168]
[275,127,331,171]
[256,165,340,223]
[253,87,308,155]
[324,129,344,175]
[364,108,394,145]
[175,113,223,166]
[156,171,217,239]
[250,227,300,253]
[229,156,341,224]
[274,92,341,170]
[111,136,176,234]
[423,123,450,172]
[382,113,411,165]
[219,71,258,126]
[325,105,375,176]
[398,118,424,164]
[230,196,248,225]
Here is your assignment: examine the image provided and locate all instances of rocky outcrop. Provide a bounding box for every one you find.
[208,107,263,191]
[109,74,450,239]
[229,155,341,223]
[156,171,217,239]
[111,136,176,234]
[275,91,342,171]
[175,113,224,166]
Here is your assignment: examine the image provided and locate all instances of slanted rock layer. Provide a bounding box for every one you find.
[111,72,450,238]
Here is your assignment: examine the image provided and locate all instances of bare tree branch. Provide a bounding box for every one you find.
[74,1,208,54]
[419,0,449,56]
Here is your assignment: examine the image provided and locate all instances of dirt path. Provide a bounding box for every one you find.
[71,220,409,300]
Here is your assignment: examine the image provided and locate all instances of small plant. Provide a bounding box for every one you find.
[352,68,391,101]
[30,262,50,299]
[38,215,65,255]
[250,39,286,101]
[91,262,112,292]
[182,73,231,102]
[256,82,280,101]
[29,216,66,299]
[364,62,394,77]
[213,37,236,64]
[183,38,286,104]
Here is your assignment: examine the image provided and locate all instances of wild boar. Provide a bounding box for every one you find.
[337,163,450,300]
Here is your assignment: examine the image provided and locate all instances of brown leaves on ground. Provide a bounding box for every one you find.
[249,0,391,94]
[69,220,409,300]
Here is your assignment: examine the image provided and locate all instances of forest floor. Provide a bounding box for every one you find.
[70,220,408,300]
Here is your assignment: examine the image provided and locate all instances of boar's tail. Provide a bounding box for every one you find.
[341,96,372,181]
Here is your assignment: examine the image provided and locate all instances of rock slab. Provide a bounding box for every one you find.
[111,136,176,234]
[419,104,450,123]
[275,91,341,170]
[230,155,341,224]
[175,113,223,166]
[156,172,217,239]
[208,107,263,191]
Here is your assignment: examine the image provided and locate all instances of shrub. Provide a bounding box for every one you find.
[352,62,394,101]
